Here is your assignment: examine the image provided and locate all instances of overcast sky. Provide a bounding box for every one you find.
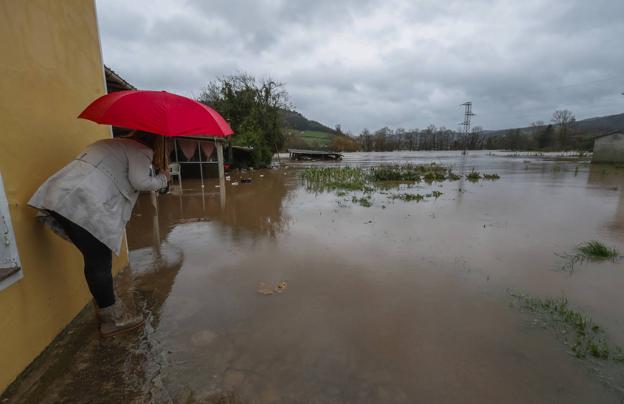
[96,0,624,134]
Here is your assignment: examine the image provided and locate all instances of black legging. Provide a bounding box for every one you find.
[50,211,115,308]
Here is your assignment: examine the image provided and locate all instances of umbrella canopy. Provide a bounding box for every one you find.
[78,90,233,137]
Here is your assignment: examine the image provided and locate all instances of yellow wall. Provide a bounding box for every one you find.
[0,0,128,392]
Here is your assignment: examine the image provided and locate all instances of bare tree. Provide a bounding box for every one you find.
[551,110,575,149]
[467,126,484,149]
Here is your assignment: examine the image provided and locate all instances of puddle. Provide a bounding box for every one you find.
[3,151,624,403]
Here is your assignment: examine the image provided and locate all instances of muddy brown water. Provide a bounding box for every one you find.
[3,151,624,403]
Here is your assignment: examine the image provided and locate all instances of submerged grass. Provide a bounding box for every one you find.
[351,195,372,207]
[388,190,443,202]
[577,241,619,259]
[447,171,462,181]
[512,293,624,361]
[302,164,451,192]
[302,165,498,208]
[301,167,370,192]
[465,170,501,182]
[465,170,482,181]
[390,193,425,202]
[560,240,621,272]
[302,165,500,192]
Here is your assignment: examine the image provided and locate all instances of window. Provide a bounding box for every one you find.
[0,172,22,291]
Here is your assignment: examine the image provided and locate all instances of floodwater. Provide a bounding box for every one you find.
[3,151,624,403]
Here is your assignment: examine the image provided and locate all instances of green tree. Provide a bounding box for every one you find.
[198,73,290,167]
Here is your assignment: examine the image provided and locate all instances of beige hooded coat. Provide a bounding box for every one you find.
[28,138,167,255]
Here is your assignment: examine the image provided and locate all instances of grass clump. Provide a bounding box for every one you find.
[352,195,372,207]
[390,193,425,202]
[389,190,442,202]
[512,293,624,361]
[368,164,447,183]
[423,171,446,183]
[560,240,620,272]
[369,166,421,182]
[302,167,369,192]
[447,171,461,181]
[577,241,618,259]
[483,173,500,180]
[465,170,481,181]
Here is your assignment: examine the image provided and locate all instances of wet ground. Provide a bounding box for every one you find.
[3,151,624,403]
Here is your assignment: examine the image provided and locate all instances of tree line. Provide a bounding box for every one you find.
[349,109,592,152]
[197,73,593,162]
[355,125,483,152]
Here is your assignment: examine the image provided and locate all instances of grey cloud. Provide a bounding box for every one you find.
[96,0,624,133]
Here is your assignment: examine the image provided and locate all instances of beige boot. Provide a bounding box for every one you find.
[98,300,145,337]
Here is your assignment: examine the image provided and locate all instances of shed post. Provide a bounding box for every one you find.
[217,141,225,183]
[216,141,226,208]
[197,140,204,188]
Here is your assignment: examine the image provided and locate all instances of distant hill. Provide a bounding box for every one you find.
[281,109,340,150]
[485,112,624,137]
[281,109,337,134]
[575,112,624,133]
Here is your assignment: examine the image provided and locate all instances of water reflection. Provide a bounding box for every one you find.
[128,169,294,252]
[587,164,624,236]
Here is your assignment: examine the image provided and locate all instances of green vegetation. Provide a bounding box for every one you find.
[302,164,454,192]
[462,170,500,182]
[352,195,372,207]
[431,190,443,198]
[423,172,446,183]
[281,109,336,134]
[303,165,456,207]
[370,164,448,182]
[447,171,461,181]
[303,165,496,207]
[466,170,481,181]
[512,293,624,361]
[199,73,288,167]
[577,241,619,259]
[389,190,443,202]
[301,167,370,192]
[390,193,425,202]
[299,130,333,147]
[560,240,620,272]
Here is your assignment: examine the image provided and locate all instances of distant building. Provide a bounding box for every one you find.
[592,132,624,164]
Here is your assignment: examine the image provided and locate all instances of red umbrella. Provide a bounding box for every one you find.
[78,90,233,137]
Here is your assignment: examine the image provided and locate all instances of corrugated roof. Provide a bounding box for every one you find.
[104,65,136,92]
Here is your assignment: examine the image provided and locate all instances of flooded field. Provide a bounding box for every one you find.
[4,151,624,403]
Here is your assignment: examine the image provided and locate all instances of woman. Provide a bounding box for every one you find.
[28,132,170,337]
